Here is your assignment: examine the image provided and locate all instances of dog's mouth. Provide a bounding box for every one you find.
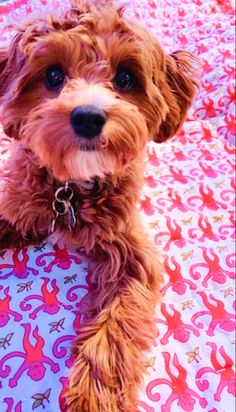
[79,141,99,151]
[77,134,106,151]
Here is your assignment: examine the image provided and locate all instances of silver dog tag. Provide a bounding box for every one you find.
[68,204,76,229]
[50,183,76,233]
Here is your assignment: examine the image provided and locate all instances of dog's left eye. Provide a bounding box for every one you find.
[45,66,65,90]
[114,69,134,90]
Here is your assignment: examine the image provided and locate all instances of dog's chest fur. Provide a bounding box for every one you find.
[0,144,142,249]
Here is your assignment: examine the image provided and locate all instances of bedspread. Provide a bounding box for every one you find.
[0,1,235,412]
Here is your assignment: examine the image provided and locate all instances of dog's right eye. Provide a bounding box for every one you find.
[45,66,65,90]
[114,69,134,91]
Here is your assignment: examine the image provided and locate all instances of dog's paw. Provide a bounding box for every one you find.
[66,354,119,412]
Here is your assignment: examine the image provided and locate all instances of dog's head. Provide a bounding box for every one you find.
[0,0,198,181]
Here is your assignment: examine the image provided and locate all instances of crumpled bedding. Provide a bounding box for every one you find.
[0,1,235,411]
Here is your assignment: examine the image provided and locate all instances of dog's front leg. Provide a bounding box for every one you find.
[0,218,30,249]
[66,233,162,412]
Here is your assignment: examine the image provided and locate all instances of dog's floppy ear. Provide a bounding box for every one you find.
[0,33,24,98]
[0,32,25,138]
[0,48,8,81]
[155,50,199,143]
[0,47,9,96]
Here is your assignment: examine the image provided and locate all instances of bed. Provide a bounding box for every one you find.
[0,1,235,411]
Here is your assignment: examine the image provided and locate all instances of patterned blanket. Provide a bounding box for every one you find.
[0,1,235,412]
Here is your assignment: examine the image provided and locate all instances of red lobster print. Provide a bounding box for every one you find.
[188,146,214,161]
[20,278,73,319]
[140,195,163,215]
[161,256,196,295]
[0,286,22,327]
[218,113,236,141]
[190,247,235,287]
[226,253,236,271]
[191,292,235,336]
[0,323,59,387]
[218,48,234,62]
[194,97,220,119]
[36,245,81,272]
[187,184,227,211]
[201,59,213,75]
[160,166,189,184]
[224,142,236,156]
[146,146,163,167]
[195,42,208,54]
[202,79,216,94]
[157,304,200,344]
[145,175,158,188]
[66,283,89,309]
[220,176,235,207]
[3,398,22,412]
[218,84,235,110]
[52,334,75,368]
[219,64,235,82]
[201,124,214,141]
[172,148,187,161]
[178,33,188,46]
[156,188,189,213]
[146,352,207,411]
[154,217,189,251]
[188,215,223,242]
[0,248,38,279]
[190,161,219,179]
[59,376,69,412]
[196,343,236,401]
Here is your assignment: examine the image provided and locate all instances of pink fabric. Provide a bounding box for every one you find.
[0,1,235,411]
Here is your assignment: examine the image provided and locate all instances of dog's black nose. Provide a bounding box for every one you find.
[70,105,107,138]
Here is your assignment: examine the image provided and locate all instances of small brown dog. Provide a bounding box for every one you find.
[0,1,198,410]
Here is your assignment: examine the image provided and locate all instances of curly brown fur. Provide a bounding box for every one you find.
[0,1,198,410]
